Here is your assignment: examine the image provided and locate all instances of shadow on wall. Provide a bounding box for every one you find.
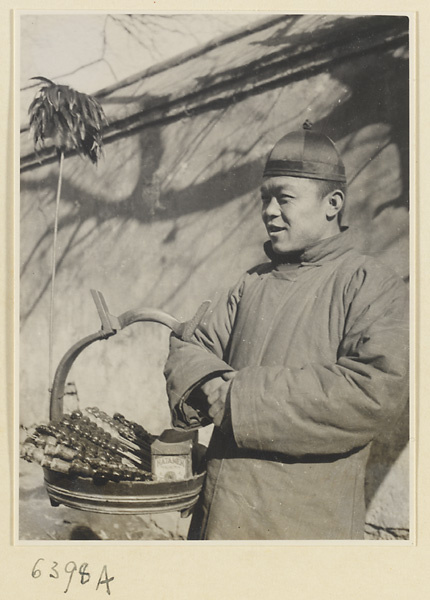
[315,51,409,217]
[21,44,409,274]
[20,124,264,326]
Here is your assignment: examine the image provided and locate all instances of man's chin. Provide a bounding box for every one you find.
[270,241,301,255]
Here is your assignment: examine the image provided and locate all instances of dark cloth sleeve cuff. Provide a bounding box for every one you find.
[172,371,231,430]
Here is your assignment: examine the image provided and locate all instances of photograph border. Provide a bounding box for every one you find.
[3,2,427,599]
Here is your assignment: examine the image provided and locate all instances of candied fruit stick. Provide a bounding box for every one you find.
[43,456,95,477]
[85,408,142,448]
[113,412,156,443]
[117,464,151,481]
[35,419,97,458]
[23,436,37,446]
[116,426,152,451]
[87,458,151,483]
[31,434,68,451]
[20,443,44,463]
[109,445,150,470]
[88,444,144,469]
[107,419,153,453]
[34,418,151,468]
[37,455,72,474]
[43,457,70,473]
[23,434,83,463]
[59,423,146,468]
[35,423,53,436]
[31,433,58,448]
[59,423,147,469]
[96,432,149,464]
[43,443,78,461]
[88,407,154,450]
[83,408,113,432]
[69,460,95,478]
[84,410,152,460]
[113,412,156,445]
[21,435,151,480]
[83,408,121,438]
[85,407,151,471]
[60,417,115,450]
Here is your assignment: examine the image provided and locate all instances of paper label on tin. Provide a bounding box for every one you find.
[153,455,188,481]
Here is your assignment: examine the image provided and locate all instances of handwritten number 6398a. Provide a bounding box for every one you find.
[31,558,114,595]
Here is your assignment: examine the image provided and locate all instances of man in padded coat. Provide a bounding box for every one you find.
[164,123,409,540]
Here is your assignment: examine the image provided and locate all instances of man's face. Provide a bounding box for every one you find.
[260,176,334,254]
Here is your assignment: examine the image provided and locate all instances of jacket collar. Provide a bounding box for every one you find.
[263,227,355,267]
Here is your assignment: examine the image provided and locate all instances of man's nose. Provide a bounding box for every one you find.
[264,197,281,217]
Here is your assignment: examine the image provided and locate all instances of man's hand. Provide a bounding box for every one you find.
[201,372,236,427]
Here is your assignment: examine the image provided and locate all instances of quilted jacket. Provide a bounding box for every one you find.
[164,230,409,539]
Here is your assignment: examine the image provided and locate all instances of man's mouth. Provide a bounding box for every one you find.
[267,224,286,234]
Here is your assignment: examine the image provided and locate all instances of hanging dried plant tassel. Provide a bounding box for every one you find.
[28,78,107,391]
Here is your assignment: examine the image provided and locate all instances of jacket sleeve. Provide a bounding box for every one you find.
[164,276,244,429]
[229,265,409,457]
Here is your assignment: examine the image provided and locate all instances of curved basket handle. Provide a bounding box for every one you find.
[49,291,210,421]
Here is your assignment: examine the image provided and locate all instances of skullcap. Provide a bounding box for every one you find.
[263,121,346,183]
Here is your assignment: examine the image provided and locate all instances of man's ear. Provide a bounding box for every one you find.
[325,190,344,219]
